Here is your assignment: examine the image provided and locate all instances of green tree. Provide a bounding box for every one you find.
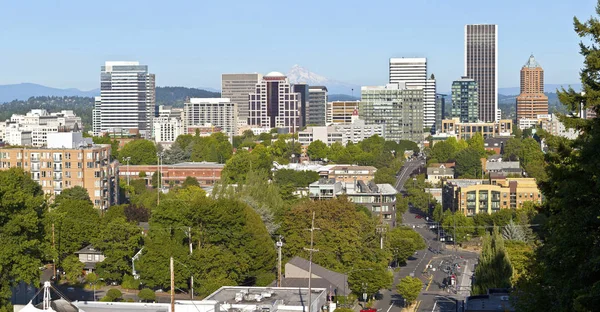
[56,186,91,204]
[182,176,200,188]
[374,166,397,185]
[62,255,84,284]
[307,140,329,160]
[472,228,512,295]
[504,240,533,285]
[432,203,443,223]
[397,276,422,305]
[102,288,123,302]
[347,261,393,297]
[386,227,426,266]
[120,140,158,165]
[138,288,156,302]
[515,4,600,310]
[93,135,120,160]
[467,132,486,157]
[92,217,143,282]
[221,145,273,183]
[441,210,474,243]
[454,147,482,178]
[0,168,45,311]
[430,141,457,163]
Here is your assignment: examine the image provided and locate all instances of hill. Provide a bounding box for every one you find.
[156,86,220,106]
[329,94,359,102]
[0,83,99,103]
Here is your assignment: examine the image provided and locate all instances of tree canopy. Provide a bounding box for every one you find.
[120,140,158,165]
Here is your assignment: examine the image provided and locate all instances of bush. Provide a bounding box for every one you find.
[104,288,123,302]
[138,288,156,302]
[121,274,140,290]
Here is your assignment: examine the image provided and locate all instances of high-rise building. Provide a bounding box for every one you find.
[465,24,498,122]
[360,83,423,143]
[330,101,361,124]
[248,72,301,133]
[434,94,446,133]
[451,77,479,123]
[95,61,155,138]
[183,98,238,137]
[516,55,548,121]
[221,73,262,127]
[389,58,436,129]
[307,86,328,126]
[0,133,118,210]
[92,97,101,136]
[292,84,309,127]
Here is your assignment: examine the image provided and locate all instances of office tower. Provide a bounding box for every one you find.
[97,61,155,138]
[465,24,498,122]
[389,58,436,129]
[451,77,479,123]
[360,82,423,143]
[516,55,548,120]
[434,94,446,132]
[92,96,101,136]
[307,86,328,126]
[293,84,309,127]
[183,98,238,137]
[0,134,117,210]
[248,72,301,133]
[331,101,361,124]
[221,73,262,127]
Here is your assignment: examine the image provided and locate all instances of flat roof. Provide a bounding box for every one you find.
[205,286,326,307]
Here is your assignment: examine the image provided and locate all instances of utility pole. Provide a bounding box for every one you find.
[376,192,386,249]
[170,256,175,312]
[304,212,320,312]
[276,236,284,287]
[188,227,193,299]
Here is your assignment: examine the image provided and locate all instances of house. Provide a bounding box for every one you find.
[426,165,455,184]
[74,244,105,273]
[274,256,350,297]
[484,137,510,155]
[483,159,522,176]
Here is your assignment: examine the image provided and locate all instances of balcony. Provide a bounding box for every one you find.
[31,166,40,172]
[31,157,40,162]
[53,174,62,181]
[54,183,63,190]
[53,156,62,162]
[53,166,62,172]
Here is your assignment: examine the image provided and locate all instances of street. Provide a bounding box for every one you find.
[395,158,425,191]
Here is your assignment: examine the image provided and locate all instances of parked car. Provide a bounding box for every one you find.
[415,215,423,219]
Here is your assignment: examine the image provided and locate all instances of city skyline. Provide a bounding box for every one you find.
[0,0,592,92]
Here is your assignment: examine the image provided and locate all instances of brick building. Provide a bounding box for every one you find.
[119,161,224,187]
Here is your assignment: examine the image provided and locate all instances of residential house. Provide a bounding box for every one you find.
[74,244,105,273]
[483,159,522,176]
[484,137,510,154]
[427,165,455,185]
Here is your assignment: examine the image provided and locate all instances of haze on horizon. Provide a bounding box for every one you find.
[0,0,593,91]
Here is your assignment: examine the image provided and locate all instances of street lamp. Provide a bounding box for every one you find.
[122,157,131,186]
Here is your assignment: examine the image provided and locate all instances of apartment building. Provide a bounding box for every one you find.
[451,77,479,123]
[360,83,424,143]
[298,119,384,146]
[440,118,513,140]
[183,98,238,137]
[307,86,328,126]
[0,109,83,147]
[443,178,542,216]
[0,132,117,209]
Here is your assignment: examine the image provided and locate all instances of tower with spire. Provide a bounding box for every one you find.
[516,54,549,121]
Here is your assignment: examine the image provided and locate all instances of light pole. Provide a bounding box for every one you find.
[123,157,131,186]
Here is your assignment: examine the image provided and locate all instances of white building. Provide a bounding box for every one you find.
[0,109,82,147]
[298,115,385,146]
[153,116,184,143]
[184,98,238,137]
[92,96,101,136]
[248,72,301,133]
[389,57,436,129]
[540,114,580,140]
[95,61,156,138]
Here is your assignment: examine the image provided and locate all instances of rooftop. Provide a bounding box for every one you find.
[264,71,286,78]
[205,286,326,307]
[188,98,231,104]
[524,54,542,69]
[74,244,103,255]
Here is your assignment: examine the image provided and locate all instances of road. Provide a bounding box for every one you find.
[395,158,425,191]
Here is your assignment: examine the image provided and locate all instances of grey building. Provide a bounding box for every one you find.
[360,83,423,143]
[451,77,479,123]
[465,24,498,122]
[221,73,262,127]
[434,93,446,133]
[293,84,309,127]
[308,86,328,126]
[96,61,155,138]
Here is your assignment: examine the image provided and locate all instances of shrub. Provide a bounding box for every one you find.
[138,288,156,302]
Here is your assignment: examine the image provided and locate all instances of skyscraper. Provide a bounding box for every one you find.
[465,24,498,122]
[292,84,309,127]
[96,61,155,138]
[389,58,436,129]
[248,72,301,133]
[516,55,548,120]
[451,77,479,123]
[183,98,238,137]
[221,73,262,127]
[360,82,423,143]
[434,94,446,133]
[308,86,328,126]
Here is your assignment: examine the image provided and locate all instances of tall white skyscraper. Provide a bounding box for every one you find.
[389,58,436,129]
[95,61,155,138]
[465,24,498,122]
[221,73,262,127]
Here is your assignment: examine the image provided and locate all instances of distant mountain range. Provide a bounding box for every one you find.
[0,83,99,103]
[287,65,361,96]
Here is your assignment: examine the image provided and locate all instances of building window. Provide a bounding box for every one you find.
[95,190,101,197]
[87,162,94,169]
[87,254,92,261]
[78,162,82,169]
[65,162,71,169]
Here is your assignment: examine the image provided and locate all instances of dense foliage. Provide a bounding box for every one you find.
[472,228,512,295]
[155,86,220,106]
[397,276,422,305]
[0,96,93,131]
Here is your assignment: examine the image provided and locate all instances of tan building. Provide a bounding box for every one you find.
[0,138,117,210]
[330,101,360,124]
[119,161,224,187]
[326,165,377,183]
[443,178,542,216]
[516,55,548,120]
[440,118,513,140]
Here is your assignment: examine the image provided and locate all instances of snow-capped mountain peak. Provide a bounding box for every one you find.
[286,65,359,95]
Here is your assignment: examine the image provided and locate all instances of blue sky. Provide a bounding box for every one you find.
[0,0,595,92]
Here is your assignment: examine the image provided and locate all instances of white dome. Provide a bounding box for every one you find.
[264,71,286,78]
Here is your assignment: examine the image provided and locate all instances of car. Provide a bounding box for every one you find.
[67,287,75,292]
[415,215,423,219]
